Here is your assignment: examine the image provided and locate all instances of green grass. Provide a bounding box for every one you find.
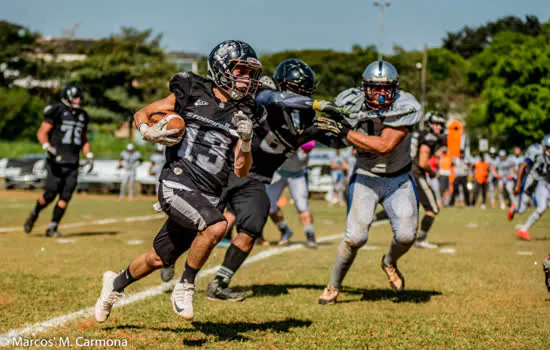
[0,191,549,349]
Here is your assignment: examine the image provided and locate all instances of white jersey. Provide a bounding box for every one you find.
[494,157,514,178]
[333,89,421,175]
[526,144,550,182]
[120,150,142,171]
[507,154,524,176]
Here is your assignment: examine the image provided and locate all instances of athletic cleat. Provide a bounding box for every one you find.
[160,265,175,282]
[480,204,486,210]
[516,229,531,241]
[278,229,293,246]
[23,214,38,234]
[318,285,339,305]
[94,271,125,323]
[381,255,405,294]
[305,232,318,249]
[507,205,516,222]
[206,279,247,301]
[255,237,271,247]
[543,256,550,293]
[500,202,506,210]
[171,281,195,321]
[414,240,438,249]
[45,228,65,238]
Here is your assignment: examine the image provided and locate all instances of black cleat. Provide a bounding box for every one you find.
[206,279,246,302]
[45,228,65,238]
[24,214,38,234]
[160,265,175,282]
[305,232,318,249]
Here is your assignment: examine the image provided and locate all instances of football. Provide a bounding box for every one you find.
[148,110,185,138]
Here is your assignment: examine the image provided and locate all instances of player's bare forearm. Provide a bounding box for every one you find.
[134,94,176,127]
[82,141,92,156]
[37,121,53,145]
[418,144,431,170]
[346,126,408,155]
[233,140,252,178]
[515,162,528,189]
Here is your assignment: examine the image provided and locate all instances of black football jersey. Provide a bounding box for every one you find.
[44,103,89,165]
[410,129,446,175]
[161,72,262,196]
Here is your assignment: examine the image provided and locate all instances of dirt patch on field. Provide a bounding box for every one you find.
[0,293,13,305]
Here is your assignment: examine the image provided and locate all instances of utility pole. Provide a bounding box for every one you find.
[373,1,391,61]
[421,43,428,117]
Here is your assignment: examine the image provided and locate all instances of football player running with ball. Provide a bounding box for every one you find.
[23,84,94,237]
[94,40,261,322]
[316,60,422,304]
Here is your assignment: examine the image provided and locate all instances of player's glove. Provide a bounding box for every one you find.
[312,100,349,120]
[234,111,253,152]
[86,152,94,173]
[138,119,181,146]
[314,116,351,138]
[42,142,57,157]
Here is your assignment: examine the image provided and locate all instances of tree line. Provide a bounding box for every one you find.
[0,15,548,148]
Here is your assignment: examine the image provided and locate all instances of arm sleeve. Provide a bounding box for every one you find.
[169,72,194,113]
[256,90,314,110]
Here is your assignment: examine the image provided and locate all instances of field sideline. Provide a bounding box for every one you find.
[0,190,549,349]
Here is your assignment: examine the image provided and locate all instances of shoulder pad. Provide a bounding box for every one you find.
[379,91,422,127]
[169,72,201,98]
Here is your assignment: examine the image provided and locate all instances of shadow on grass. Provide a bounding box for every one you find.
[236,283,441,304]
[103,318,312,344]
[63,231,119,237]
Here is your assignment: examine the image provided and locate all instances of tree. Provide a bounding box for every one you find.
[443,15,541,59]
[71,27,178,125]
[466,28,550,147]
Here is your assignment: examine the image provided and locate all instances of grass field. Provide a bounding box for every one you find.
[0,190,549,349]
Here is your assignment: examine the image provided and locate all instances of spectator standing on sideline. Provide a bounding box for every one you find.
[118,144,142,200]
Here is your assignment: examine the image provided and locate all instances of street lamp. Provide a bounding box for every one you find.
[373,1,391,61]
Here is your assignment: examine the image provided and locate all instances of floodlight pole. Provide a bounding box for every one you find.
[373,1,391,61]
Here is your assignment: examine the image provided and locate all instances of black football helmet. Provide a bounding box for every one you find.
[207,40,263,100]
[273,59,315,97]
[427,112,446,134]
[62,84,83,108]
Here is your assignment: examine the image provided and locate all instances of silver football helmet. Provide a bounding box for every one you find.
[362,60,399,110]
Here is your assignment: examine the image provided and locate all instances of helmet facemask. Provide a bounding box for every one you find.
[62,85,83,108]
[362,82,397,110]
[211,59,262,100]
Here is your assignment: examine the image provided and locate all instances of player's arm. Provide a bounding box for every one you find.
[133,94,181,146]
[418,144,437,177]
[233,140,252,178]
[38,106,58,156]
[81,129,94,171]
[514,161,530,195]
[37,121,53,147]
[346,126,409,155]
[233,111,254,178]
[118,155,124,169]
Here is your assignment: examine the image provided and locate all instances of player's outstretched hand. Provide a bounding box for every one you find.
[234,111,253,142]
[312,100,349,120]
[314,116,350,137]
[139,119,181,146]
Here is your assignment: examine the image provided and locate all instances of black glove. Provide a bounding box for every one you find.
[314,116,350,137]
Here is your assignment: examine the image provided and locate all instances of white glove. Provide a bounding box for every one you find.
[86,152,94,173]
[138,119,181,146]
[234,111,253,141]
[42,142,57,156]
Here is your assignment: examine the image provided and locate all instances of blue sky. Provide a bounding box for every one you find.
[3,0,550,55]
